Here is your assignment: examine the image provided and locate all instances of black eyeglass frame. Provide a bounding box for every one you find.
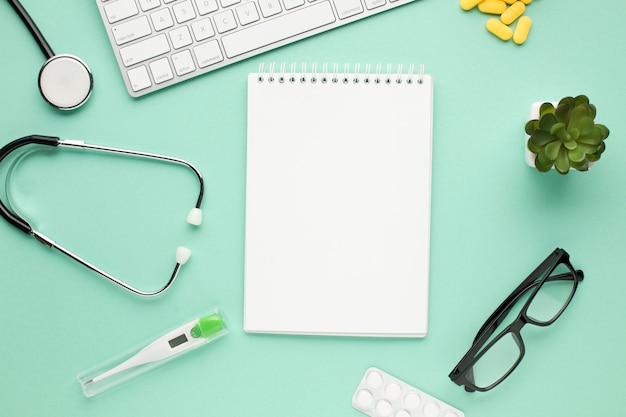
[448,248,584,392]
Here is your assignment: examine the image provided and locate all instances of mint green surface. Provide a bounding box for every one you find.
[0,0,625,415]
[191,314,225,338]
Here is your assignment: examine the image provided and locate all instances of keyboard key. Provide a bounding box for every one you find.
[119,34,171,66]
[283,0,305,10]
[214,10,238,33]
[221,1,335,58]
[112,16,152,45]
[104,0,139,23]
[363,0,385,9]
[151,8,174,30]
[195,0,219,14]
[258,0,282,17]
[333,0,364,19]
[96,0,415,97]
[170,26,193,49]
[193,40,224,67]
[138,0,161,11]
[149,57,174,83]
[173,1,197,23]
[191,18,216,41]
[171,50,196,75]
[236,3,260,25]
[127,65,152,91]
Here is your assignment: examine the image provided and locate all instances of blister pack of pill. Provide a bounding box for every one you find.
[352,368,464,417]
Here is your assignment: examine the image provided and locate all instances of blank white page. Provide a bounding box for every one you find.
[244,68,433,337]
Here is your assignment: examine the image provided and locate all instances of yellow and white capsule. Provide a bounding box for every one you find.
[513,15,532,44]
[478,0,507,14]
[486,18,513,40]
[501,1,526,25]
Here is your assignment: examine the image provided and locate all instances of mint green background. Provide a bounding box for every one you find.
[1,0,625,415]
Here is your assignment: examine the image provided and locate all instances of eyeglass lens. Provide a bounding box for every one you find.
[526,262,576,323]
[468,261,577,390]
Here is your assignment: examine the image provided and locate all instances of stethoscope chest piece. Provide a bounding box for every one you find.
[39,54,93,110]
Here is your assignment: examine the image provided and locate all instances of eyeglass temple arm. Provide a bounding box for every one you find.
[472,269,584,345]
[450,269,583,390]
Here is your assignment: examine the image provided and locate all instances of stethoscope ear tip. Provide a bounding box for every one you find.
[176,247,192,265]
[187,208,203,226]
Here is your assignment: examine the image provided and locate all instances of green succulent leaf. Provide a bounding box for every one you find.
[567,105,590,131]
[587,103,597,119]
[555,127,572,142]
[544,140,562,160]
[568,146,586,162]
[530,130,557,147]
[578,128,603,145]
[539,112,558,131]
[527,140,542,154]
[554,105,571,123]
[586,153,600,162]
[564,139,578,150]
[555,100,572,122]
[549,122,566,136]
[573,95,590,107]
[525,119,539,135]
[577,143,600,155]
[570,158,588,169]
[534,153,553,172]
[535,149,554,167]
[539,102,555,117]
[577,116,595,135]
[555,147,570,174]
[596,124,610,139]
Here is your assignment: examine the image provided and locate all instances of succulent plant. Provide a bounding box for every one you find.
[526,95,610,174]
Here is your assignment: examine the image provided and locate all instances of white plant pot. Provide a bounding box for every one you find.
[525,101,594,171]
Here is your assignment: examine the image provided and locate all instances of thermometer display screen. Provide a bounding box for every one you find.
[168,334,188,349]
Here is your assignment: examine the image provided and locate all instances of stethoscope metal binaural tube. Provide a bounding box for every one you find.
[0,135,205,296]
[32,231,185,297]
[59,139,205,210]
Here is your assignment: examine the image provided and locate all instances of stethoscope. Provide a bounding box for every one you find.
[8,0,93,110]
[0,135,205,296]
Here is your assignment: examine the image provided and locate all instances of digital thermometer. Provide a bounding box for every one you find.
[79,309,227,397]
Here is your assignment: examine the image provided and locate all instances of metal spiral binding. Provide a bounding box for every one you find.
[257,63,425,84]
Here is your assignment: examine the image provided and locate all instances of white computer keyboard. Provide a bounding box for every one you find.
[95,0,416,97]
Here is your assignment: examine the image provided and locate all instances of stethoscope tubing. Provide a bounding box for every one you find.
[0,135,205,296]
[7,0,55,59]
[0,135,59,233]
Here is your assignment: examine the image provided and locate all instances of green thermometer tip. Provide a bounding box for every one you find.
[190,314,225,338]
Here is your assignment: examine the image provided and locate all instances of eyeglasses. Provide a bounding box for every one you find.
[448,248,584,392]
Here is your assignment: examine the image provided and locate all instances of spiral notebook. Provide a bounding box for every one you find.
[244,64,434,337]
